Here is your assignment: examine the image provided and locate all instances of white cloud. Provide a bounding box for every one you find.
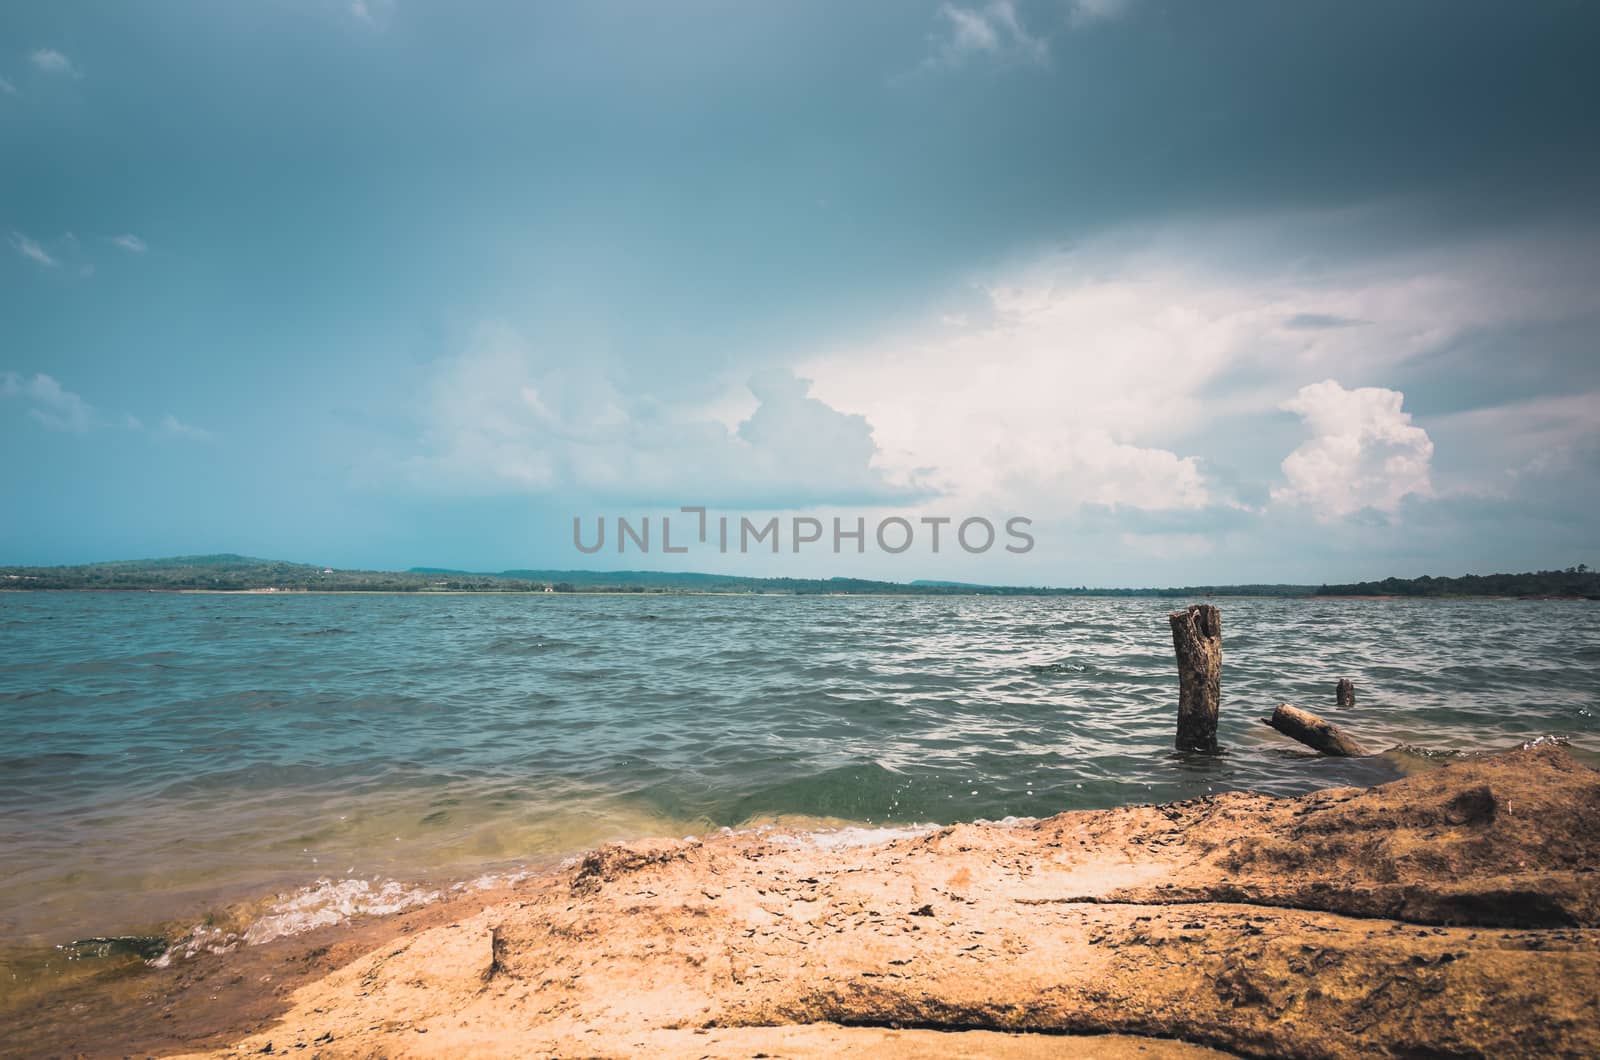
[1272,380,1433,520]
[404,326,921,506]
[158,414,213,441]
[1067,0,1133,28]
[351,0,394,24]
[29,49,77,77]
[2,372,214,440]
[376,214,1593,577]
[112,234,147,253]
[799,257,1255,515]
[1,372,95,432]
[0,77,16,96]
[10,232,58,268]
[925,0,1129,68]
[930,1,1048,67]
[795,214,1594,523]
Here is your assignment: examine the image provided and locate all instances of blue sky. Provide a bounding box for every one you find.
[3,0,1598,585]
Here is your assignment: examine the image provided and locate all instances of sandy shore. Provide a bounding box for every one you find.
[12,743,1599,1058]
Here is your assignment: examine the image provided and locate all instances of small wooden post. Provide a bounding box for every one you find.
[1336,678,1355,709]
[1264,703,1368,757]
[1170,604,1222,753]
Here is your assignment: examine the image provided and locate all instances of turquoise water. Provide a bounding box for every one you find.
[1,592,1597,955]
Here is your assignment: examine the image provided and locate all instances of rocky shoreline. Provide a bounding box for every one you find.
[15,744,1599,1058]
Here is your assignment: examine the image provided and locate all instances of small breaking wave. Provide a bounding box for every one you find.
[150,869,534,968]
[767,823,939,850]
[1388,733,1573,762]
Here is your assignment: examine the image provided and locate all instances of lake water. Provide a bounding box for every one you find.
[2,592,1596,981]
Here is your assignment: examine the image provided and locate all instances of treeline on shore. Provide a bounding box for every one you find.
[1316,566,1598,598]
[1,554,1595,598]
[0,555,1053,595]
[0,554,1307,596]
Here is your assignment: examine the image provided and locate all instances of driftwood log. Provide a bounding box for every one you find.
[1336,678,1356,709]
[1265,702,1368,757]
[1169,604,1222,752]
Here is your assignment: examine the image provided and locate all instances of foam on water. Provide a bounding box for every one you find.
[756,822,940,850]
[152,877,439,965]
[241,877,442,946]
[151,867,542,967]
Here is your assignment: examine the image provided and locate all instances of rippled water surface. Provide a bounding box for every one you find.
[2,592,1597,957]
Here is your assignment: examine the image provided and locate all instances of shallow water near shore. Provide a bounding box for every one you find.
[2,592,1597,999]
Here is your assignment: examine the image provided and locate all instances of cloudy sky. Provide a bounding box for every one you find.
[3,0,1597,585]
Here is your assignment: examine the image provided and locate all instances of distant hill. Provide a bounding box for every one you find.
[0,555,535,593]
[2,556,1593,598]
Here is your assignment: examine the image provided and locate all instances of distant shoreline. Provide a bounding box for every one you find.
[6,587,1599,602]
[4,554,1597,599]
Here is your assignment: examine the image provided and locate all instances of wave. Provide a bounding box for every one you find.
[150,869,534,968]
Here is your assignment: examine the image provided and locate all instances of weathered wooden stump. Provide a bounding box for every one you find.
[1169,604,1222,753]
[1336,678,1356,709]
[1264,703,1368,757]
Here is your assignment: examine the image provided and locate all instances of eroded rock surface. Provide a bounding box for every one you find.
[183,745,1599,1058]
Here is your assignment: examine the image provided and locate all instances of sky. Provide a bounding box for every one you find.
[2,0,1598,586]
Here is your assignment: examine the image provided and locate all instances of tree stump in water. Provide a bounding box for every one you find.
[1265,703,1369,757]
[1169,604,1222,753]
[1336,678,1356,709]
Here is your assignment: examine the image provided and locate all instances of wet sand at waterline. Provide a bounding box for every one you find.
[9,743,1597,1058]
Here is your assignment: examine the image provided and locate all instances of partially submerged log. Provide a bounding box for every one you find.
[1170,604,1222,753]
[1265,702,1368,757]
[1336,678,1356,709]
